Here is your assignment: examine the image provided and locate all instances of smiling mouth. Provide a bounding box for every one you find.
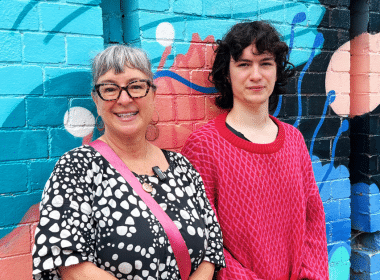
[115,112,138,117]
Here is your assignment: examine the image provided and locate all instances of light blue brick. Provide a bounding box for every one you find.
[326,222,332,243]
[352,193,380,214]
[123,11,140,43]
[67,36,104,65]
[185,18,237,42]
[351,249,380,274]
[30,160,57,191]
[0,130,48,161]
[141,40,172,68]
[40,3,103,35]
[138,0,169,12]
[331,178,351,199]
[50,128,83,157]
[27,97,68,126]
[0,98,25,128]
[66,0,101,5]
[340,198,351,219]
[70,98,97,116]
[101,0,122,14]
[0,1,39,30]
[0,192,42,229]
[324,200,340,223]
[0,31,21,62]
[108,17,123,43]
[0,65,43,96]
[328,243,351,280]
[203,0,231,17]
[0,163,28,193]
[232,0,259,19]
[139,12,186,42]
[173,0,202,15]
[258,0,286,23]
[319,180,332,202]
[331,219,351,242]
[352,212,380,233]
[45,68,92,96]
[24,32,65,63]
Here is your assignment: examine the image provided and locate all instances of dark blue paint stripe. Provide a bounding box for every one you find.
[154,70,218,94]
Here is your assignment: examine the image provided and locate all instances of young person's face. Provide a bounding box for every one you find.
[229,43,277,110]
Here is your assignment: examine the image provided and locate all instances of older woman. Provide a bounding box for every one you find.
[32,45,225,280]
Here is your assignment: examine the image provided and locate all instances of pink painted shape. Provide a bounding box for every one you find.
[0,203,40,280]
[325,41,351,117]
[327,32,380,117]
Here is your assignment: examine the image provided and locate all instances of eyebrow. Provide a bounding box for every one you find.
[234,56,275,63]
[98,77,142,84]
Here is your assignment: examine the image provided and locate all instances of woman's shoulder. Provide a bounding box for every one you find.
[55,145,103,169]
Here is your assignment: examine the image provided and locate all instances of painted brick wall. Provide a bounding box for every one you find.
[350,0,380,279]
[0,0,104,279]
[1,0,380,279]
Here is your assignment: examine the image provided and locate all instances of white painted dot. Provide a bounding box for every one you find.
[64,107,95,138]
[156,22,175,47]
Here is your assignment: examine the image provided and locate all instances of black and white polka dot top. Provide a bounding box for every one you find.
[32,145,225,280]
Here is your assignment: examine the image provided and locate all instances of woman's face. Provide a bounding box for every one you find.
[94,66,155,140]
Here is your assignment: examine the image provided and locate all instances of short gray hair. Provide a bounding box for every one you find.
[91,44,154,87]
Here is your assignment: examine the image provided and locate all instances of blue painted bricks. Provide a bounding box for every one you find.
[0,66,43,96]
[24,32,65,63]
[0,164,28,193]
[0,130,48,161]
[0,31,22,62]
[352,183,380,233]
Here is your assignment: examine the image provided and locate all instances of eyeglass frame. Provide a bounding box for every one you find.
[93,79,156,101]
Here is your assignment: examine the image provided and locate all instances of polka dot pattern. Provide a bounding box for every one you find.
[32,146,225,279]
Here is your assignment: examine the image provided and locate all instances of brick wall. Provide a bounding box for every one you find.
[1,0,380,279]
[0,0,104,278]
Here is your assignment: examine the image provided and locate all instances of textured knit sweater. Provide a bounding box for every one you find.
[181,113,329,280]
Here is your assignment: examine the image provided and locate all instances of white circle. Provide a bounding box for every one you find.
[156,22,175,47]
[64,107,95,138]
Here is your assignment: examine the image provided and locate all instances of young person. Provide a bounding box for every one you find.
[182,21,329,280]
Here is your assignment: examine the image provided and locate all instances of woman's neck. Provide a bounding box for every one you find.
[100,130,149,161]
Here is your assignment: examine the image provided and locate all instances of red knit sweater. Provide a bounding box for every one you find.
[182,113,329,280]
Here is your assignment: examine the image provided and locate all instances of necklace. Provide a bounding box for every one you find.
[139,175,154,193]
[136,143,154,193]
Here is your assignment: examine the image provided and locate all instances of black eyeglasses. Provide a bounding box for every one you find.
[93,79,156,101]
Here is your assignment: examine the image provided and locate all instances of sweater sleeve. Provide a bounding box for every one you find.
[298,139,329,280]
[182,133,218,216]
[216,249,263,280]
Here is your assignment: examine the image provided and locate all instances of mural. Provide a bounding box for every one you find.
[2,0,379,278]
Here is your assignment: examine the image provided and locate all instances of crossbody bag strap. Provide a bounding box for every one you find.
[89,140,191,280]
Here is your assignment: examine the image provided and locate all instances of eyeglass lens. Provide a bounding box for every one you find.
[98,81,149,100]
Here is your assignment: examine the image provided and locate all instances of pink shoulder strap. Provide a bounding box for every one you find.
[89,140,191,280]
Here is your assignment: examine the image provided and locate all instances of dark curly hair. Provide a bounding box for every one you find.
[210,21,295,112]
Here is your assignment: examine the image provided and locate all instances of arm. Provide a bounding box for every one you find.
[298,139,329,280]
[60,262,118,280]
[189,261,215,280]
[32,148,98,279]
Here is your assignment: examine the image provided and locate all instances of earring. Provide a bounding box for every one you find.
[146,110,160,141]
[96,116,105,131]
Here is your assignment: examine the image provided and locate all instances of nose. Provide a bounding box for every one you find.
[117,88,133,104]
[249,64,262,81]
